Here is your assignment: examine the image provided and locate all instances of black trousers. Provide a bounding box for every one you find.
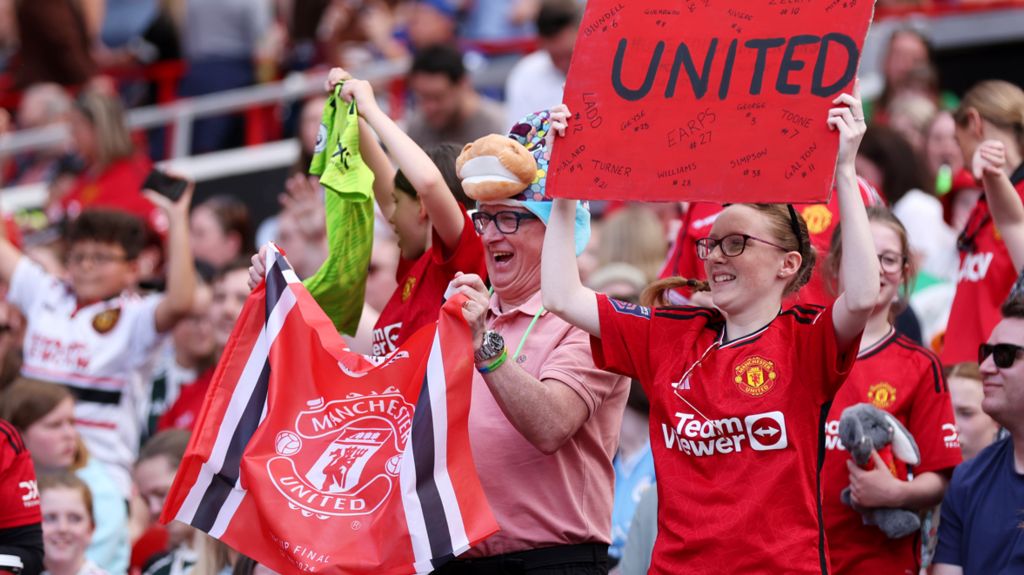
[431,543,609,575]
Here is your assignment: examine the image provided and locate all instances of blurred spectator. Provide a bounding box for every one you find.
[189,196,252,271]
[133,430,197,575]
[404,43,505,148]
[178,0,272,153]
[58,89,162,234]
[292,95,328,176]
[94,0,181,108]
[0,418,44,575]
[273,176,328,279]
[12,0,97,88]
[586,262,646,304]
[0,301,25,393]
[595,205,668,283]
[871,28,934,125]
[7,83,73,186]
[0,0,15,72]
[140,278,215,441]
[157,260,247,432]
[38,473,109,575]
[945,362,1001,460]
[856,124,958,283]
[461,0,536,42]
[504,0,580,127]
[618,485,656,575]
[941,79,1024,366]
[606,381,653,567]
[887,91,937,154]
[925,109,969,199]
[364,233,399,314]
[0,200,197,498]
[1,380,128,575]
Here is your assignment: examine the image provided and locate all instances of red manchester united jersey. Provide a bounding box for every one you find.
[942,170,1024,364]
[822,329,961,574]
[660,179,883,305]
[0,419,41,530]
[372,209,486,356]
[593,296,859,574]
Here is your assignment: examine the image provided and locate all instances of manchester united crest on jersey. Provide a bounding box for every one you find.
[734,356,778,397]
[91,308,120,334]
[867,382,897,409]
[267,392,414,519]
[400,277,416,302]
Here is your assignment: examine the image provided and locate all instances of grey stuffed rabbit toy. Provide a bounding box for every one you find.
[838,403,923,539]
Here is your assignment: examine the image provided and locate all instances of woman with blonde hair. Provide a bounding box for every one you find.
[941,80,1024,364]
[56,88,160,233]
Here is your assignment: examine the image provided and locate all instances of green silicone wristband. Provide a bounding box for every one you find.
[477,347,508,374]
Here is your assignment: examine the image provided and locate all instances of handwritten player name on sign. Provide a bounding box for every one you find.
[548,0,875,204]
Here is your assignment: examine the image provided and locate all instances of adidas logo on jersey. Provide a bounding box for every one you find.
[662,411,788,456]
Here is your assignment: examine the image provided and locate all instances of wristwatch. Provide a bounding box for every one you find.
[474,330,505,363]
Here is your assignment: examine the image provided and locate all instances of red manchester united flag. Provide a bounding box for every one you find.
[161,245,497,574]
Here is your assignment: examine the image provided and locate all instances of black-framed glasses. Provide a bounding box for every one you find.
[471,211,539,235]
[877,251,907,274]
[695,234,790,261]
[979,342,1024,368]
[66,252,129,266]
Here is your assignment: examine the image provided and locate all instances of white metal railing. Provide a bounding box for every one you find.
[0,58,408,159]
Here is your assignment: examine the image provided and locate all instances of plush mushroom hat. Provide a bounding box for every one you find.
[456,110,591,255]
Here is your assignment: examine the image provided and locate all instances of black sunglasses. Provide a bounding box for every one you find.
[979,342,1024,368]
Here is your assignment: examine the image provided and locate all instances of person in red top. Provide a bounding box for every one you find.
[820,207,961,574]
[660,179,883,307]
[0,419,44,575]
[58,89,163,235]
[541,85,879,573]
[942,80,1024,365]
[322,69,487,356]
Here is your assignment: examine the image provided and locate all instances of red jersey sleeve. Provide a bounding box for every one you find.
[795,304,861,400]
[431,209,487,280]
[0,420,41,530]
[592,294,655,384]
[904,348,963,475]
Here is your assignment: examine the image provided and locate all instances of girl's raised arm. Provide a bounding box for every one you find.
[829,81,880,349]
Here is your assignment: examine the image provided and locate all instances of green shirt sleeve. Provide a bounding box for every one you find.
[303,86,376,335]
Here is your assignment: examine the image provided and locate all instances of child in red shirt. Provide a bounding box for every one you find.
[821,207,961,574]
[541,86,879,573]
[326,70,488,356]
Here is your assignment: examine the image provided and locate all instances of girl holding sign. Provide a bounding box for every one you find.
[540,86,878,573]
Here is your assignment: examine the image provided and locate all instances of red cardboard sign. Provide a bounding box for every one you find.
[548,0,876,203]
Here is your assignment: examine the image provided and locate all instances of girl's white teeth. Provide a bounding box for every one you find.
[714,274,735,282]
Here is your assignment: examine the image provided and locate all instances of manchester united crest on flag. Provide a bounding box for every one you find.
[161,245,497,574]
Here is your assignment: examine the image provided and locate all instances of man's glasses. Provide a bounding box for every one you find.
[877,251,907,274]
[66,252,128,266]
[695,234,789,261]
[979,342,1024,368]
[471,211,539,235]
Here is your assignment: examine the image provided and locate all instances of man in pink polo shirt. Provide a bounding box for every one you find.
[445,109,629,573]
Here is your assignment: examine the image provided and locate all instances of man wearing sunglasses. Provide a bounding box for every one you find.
[933,290,1024,575]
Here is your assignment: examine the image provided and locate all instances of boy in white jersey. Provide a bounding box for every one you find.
[0,184,196,497]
